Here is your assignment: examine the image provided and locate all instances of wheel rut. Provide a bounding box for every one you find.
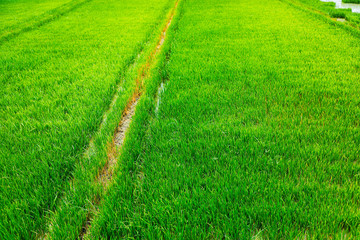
[0,0,93,45]
[79,0,180,238]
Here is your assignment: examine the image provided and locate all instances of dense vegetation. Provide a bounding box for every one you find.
[343,0,360,4]
[0,0,93,42]
[0,0,72,31]
[288,0,360,24]
[0,0,174,238]
[89,0,360,238]
[1,0,360,238]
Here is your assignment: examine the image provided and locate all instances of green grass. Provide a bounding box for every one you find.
[0,0,92,43]
[343,0,360,3]
[44,2,177,238]
[0,0,72,30]
[2,0,360,238]
[288,0,360,24]
[88,0,360,238]
[0,0,176,238]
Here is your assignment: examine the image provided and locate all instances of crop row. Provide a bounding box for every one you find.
[0,0,175,238]
[87,0,360,238]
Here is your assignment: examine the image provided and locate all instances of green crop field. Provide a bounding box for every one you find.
[343,0,360,4]
[0,0,176,238]
[0,0,72,31]
[286,0,360,25]
[1,0,360,239]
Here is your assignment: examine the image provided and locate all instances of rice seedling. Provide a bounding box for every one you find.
[289,0,360,25]
[0,0,73,31]
[0,0,176,238]
[0,0,92,43]
[343,0,360,4]
[88,0,360,238]
[2,0,360,238]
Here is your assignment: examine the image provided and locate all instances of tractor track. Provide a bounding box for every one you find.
[0,0,93,45]
[79,0,179,238]
[38,0,180,238]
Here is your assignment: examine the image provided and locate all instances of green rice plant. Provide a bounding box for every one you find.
[343,0,360,3]
[88,0,360,238]
[2,0,360,238]
[329,9,347,18]
[0,0,92,43]
[87,1,185,238]
[44,2,178,238]
[290,0,360,25]
[0,0,176,238]
[0,0,72,30]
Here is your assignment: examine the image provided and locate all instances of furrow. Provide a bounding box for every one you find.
[0,0,92,45]
[94,0,179,190]
[79,0,179,238]
[40,1,178,237]
[40,49,144,240]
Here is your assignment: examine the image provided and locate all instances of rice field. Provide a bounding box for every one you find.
[1,0,360,239]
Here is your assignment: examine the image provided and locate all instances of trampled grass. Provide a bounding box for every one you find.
[88,0,360,238]
[0,0,176,238]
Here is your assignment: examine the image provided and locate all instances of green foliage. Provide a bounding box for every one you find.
[0,0,175,238]
[0,0,72,31]
[343,0,360,3]
[329,9,347,18]
[2,0,360,238]
[45,2,176,237]
[0,0,92,43]
[292,0,360,24]
[89,0,360,238]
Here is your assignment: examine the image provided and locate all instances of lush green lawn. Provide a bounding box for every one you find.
[0,0,174,238]
[89,0,360,238]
